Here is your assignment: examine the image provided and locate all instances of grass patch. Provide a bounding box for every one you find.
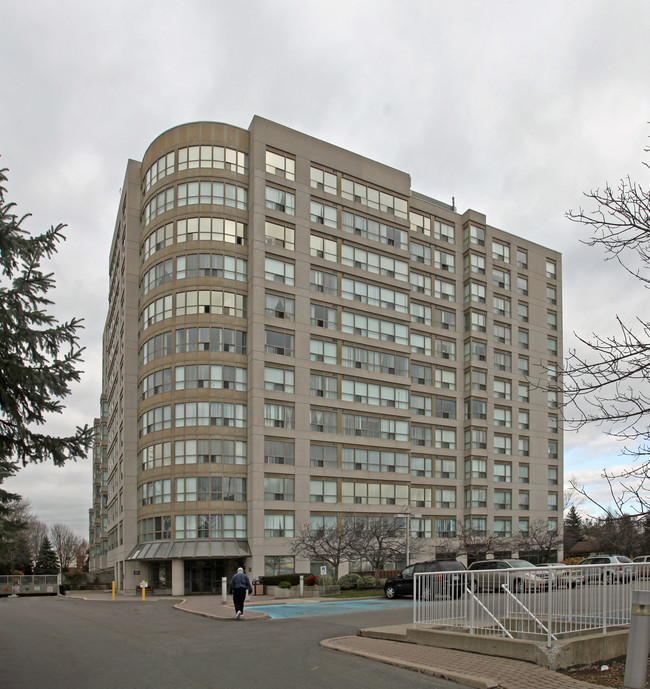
[322,588,385,599]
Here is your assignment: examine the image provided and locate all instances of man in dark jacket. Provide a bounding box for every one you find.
[228,567,252,619]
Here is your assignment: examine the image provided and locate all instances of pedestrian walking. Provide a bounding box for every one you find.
[228,567,252,619]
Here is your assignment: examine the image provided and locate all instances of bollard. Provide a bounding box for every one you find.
[142,585,146,601]
[112,581,116,601]
[222,577,228,604]
[623,589,650,689]
[300,575,304,597]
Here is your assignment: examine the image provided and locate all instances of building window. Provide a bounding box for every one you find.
[494,490,512,511]
[310,338,337,364]
[310,200,337,227]
[411,363,433,386]
[516,249,528,268]
[310,166,337,194]
[265,220,295,250]
[264,477,295,502]
[492,268,510,290]
[311,303,338,329]
[265,293,295,321]
[309,409,338,433]
[266,150,295,180]
[310,234,337,261]
[519,464,530,483]
[493,436,512,455]
[264,403,295,429]
[492,241,510,263]
[465,225,485,246]
[264,367,295,393]
[266,186,295,215]
[310,480,337,503]
[311,444,338,468]
[493,296,510,317]
[435,398,456,420]
[265,330,294,356]
[465,487,487,509]
[465,457,487,479]
[310,374,338,399]
[435,457,456,478]
[411,455,432,477]
[518,303,529,322]
[264,512,295,538]
[493,379,511,399]
[435,488,456,509]
[310,268,338,295]
[265,555,294,576]
[264,440,295,465]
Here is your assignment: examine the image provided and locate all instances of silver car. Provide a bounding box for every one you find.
[468,559,554,592]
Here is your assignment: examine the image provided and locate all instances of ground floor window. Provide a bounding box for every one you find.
[265,555,294,576]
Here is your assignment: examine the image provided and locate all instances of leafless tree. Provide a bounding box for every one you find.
[515,519,563,563]
[563,142,650,517]
[290,519,359,579]
[456,521,510,561]
[50,523,81,571]
[26,518,48,562]
[348,515,422,571]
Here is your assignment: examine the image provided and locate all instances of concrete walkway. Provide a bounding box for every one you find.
[63,591,607,688]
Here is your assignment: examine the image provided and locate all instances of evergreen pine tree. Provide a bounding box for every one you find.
[0,167,92,548]
[34,535,59,574]
[0,459,26,574]
[563,506,583,555]
[0,167,92,468]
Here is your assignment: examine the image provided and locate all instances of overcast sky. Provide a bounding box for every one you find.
[2,0,650,537]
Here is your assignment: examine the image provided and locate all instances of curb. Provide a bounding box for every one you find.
[319,637,499,689]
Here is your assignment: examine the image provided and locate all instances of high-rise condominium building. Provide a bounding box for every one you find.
[89,117,562,595]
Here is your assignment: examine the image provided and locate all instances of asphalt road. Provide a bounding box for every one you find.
[1,596,471,689]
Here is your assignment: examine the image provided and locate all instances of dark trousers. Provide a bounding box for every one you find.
[233,588,247,613]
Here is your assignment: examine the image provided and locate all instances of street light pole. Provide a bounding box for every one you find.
[406,513,411,567]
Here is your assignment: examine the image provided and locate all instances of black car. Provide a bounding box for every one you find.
[384,560,466,599]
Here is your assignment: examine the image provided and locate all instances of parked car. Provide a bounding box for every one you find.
[633,555,650,578]
[577,555,634,582]
[467,559,554,592]
[384,560,466,600]
[537,562,581,588]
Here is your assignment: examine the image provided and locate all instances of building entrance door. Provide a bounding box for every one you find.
[184,560,229,594]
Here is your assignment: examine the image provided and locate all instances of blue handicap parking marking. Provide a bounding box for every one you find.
[247,598,412,619]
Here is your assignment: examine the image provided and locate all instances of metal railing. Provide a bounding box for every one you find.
[0,574,61,596]
[413,562,650,647]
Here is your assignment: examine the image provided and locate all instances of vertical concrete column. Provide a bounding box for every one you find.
[171,559,184,596]
[222,577,228,604]
[623,590,650,689]
[299,575,304,597]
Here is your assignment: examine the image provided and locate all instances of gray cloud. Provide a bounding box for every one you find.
[3,0,650,532]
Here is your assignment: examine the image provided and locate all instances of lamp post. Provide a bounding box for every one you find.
[405,513,422,567]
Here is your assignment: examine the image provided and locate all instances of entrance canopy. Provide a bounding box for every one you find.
[127,540,250,561]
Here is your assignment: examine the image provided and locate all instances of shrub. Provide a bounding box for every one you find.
[305,575,318,586]
[260,573,311,586]
[278,580,292,589]
[337,573,361,589]
[357,575,377,590]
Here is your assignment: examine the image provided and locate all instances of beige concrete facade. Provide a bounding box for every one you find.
[89,117,563,594]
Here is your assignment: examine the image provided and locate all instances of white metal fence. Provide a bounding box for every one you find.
[0,574,61,596]
[413,562,650,647]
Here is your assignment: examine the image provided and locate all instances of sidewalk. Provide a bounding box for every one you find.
[63,592,605,688]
